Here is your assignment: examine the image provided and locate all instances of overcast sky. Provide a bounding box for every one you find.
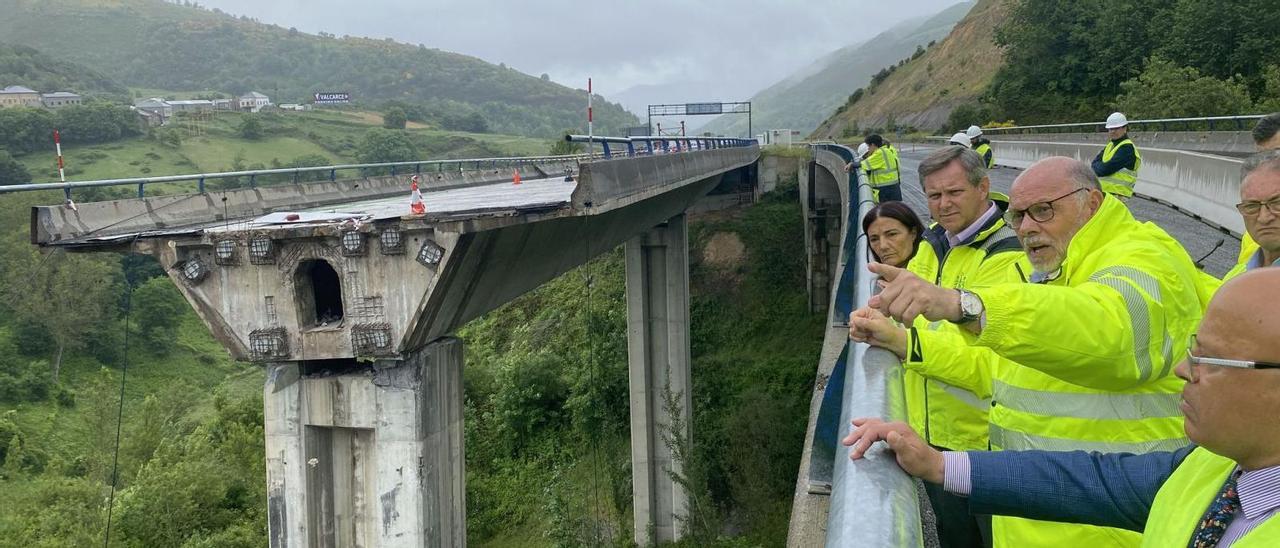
[196,0,964,115]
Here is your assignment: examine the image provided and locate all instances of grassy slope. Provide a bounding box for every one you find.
[812,0,1009,137]
[13,108,549,183]
[701,1,974,136]
[0,0,637,136]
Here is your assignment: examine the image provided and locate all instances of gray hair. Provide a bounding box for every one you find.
[1063,159,1102,191]
[1252,112,1280,145]
[917,145,986,189]
[1241,149,1280,180]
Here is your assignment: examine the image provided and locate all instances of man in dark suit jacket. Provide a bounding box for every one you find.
[842,268,1280,546]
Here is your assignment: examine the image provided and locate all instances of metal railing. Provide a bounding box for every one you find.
[809,144,923,547]
[565,134,757,159]
[0,153,593,199]
[980,114,1267,134]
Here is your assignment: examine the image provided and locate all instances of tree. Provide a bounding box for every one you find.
[0,150,31,185]
[237,115,263,139]
[382,106,407,129]
[2,248,121,382]
[131,277,187,353]
[1114,57,1254,119]
[356,128,418,164]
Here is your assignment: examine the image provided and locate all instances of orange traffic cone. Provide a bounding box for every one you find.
[409,175,426,215]
[512,169,521,185]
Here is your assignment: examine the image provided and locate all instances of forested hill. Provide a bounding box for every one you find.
[815,0,1280,136]
[0,44,129,101]
[0,0,637,137]
[700,1,974,137]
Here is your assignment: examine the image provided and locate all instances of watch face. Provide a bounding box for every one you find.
[960,291,982,317]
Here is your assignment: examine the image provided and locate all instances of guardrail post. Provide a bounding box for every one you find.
[197,177,206,193]
[137,183,145,198]
[330,169,337,182]
[602,142,612,159]
[249,174,257,188]
[293,171,299,184]
[415,163,422,174]
[391,165,397,176]
[627,141,635,157]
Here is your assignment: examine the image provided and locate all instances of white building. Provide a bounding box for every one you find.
[40,91,82,109]
[0,85,42,108]
[169,99,215,113]
[238,91,271,113]
[133,98,173,123]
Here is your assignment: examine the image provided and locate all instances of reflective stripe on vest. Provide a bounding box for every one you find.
[1100,138,1141,195]
[993,380,1182,421]
[866,147,899,187]
[989,423,1188,453]
[1089,266,1175,385]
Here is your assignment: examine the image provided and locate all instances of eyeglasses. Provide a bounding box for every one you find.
[1234,196,1280,217]
[1185,333,1280,382]
[1004,188,1086,227]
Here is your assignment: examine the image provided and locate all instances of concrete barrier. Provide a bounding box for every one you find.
[991,140,1245,235]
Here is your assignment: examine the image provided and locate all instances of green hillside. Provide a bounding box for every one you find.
[9,108,550,186]
[0,0,637,137]
[0,43,129,101]
[700,1,974,137]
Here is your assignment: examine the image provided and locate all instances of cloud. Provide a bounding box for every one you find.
[198,0,967,110]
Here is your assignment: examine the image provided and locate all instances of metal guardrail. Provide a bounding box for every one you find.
[809,144,922,547]
[565,134,757,159]
[0,153,595,199]
[980,114,1266,134]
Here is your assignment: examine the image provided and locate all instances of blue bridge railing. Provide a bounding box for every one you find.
[807,143,923,547]
[565,134,757,159]
[0,153,591,200]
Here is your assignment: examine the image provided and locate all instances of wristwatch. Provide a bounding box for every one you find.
[954,289,984,324]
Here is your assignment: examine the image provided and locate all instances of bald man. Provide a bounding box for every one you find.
[843,268,1280,545]
[850,156,1208,547]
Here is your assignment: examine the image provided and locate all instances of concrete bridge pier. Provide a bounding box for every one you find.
[625,213,693,545]
[802,159,843,314]
[264,338,466,548]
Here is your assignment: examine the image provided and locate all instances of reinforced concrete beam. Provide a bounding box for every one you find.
[625,214,692,545]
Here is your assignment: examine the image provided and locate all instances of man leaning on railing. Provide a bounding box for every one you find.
[847,156,1208,548]
[843,268,1280,547]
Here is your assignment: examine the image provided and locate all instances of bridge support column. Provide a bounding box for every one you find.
[264,338,466,548]
[625,213,693,545]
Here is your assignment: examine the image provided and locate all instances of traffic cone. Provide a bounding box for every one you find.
[409,175,426,215]
[512,169,521,185]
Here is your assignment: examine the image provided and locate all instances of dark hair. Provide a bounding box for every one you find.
[864,134,885,147]
[861,201,925,263]
[1253,113,1280,146]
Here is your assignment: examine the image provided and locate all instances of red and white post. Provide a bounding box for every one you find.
[53,129,66,183]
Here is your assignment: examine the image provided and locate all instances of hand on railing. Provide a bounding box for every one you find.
[841,417,944,483]
[848,308,907,359]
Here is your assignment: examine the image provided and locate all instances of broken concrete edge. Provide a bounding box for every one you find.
[30,161,578,246]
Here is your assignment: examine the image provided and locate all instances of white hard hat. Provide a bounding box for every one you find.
[966,125,983,139]
[857,143,870,158]
[1105,112,1128,129]
[948,133,971,148]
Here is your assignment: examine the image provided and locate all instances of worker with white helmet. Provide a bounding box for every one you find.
[1091,112,1143,197]
[967,125,994,169]
[949,133,971,148]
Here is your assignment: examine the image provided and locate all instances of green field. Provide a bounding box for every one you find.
[13,109,552,184]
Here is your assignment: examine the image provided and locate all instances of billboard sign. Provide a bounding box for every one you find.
[313,92,351,104]
[685,102,723,115]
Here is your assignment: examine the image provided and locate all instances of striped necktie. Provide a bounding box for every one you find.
[1188,470,1242,548]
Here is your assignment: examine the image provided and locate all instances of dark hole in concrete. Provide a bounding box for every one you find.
[296,259,344,327]
[301,358,362,377]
